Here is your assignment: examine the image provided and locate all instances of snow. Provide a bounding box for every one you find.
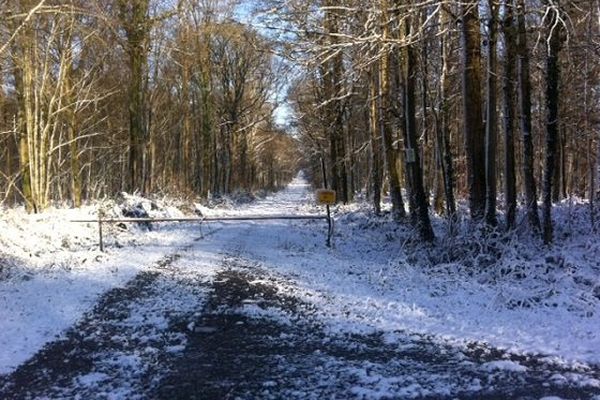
[481,360,527,372]
[1,173,600,385]
[0,199,207,374]
[214,177,600,369]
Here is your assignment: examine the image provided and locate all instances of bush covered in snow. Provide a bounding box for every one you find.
[0,193,192,282]
[332,199,600,319]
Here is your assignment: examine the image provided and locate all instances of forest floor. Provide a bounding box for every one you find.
[1,176,600,399]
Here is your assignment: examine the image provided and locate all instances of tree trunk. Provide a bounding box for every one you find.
[552,129,562,202]
[65,67,81,207]
[516,0,541,231]
[201,63,213,197]
[502,0,517,229]
[403,15,435,242]
[485,0,498,226]
[542,6,562,244]
[380,0,405,219]
[369,63,382,215]
[439,1,457,221]
[323,1,348,204]
[181,36,192,189]
[461,1,486,220]
[119,0,150,194]
[12,37,34,211]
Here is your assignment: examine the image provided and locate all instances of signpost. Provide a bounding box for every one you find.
[316,189,336,205]
[320,158,335,247]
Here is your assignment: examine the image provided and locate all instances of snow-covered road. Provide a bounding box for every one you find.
[1,176,600,399]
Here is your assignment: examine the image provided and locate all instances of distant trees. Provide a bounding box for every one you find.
[281,0,598,243]
[5,0,103,211]
[1,0,599,246]
[0,0,299,210]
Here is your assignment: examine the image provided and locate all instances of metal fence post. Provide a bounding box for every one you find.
[98,211,104,252]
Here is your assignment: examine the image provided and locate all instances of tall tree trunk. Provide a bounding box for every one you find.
[439,1,457,220]
[119,0,150,194]
[502,0,517,229]
[380,0,405,219]
[181,35,192,189]
[223,123,232,193]
[65,65,81,207]
[542,6,563,244]
[432,114,445,215]
[485,0,498,226]
[420,8,430,196]
[403,13,435,242]
[344,108,355,202]
[12,37,33,211]
[9,3,36,211]
[516,0,541,231]
[201,60,213,197]
[552,129,562,202]
[461,1,486,220]
[128,38,147,193]
[323,1,348,204]
[585,7,597,228]
[369,63,382,215]
[60,17,81,208]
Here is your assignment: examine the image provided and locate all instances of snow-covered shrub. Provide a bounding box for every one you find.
[331,198,600,318]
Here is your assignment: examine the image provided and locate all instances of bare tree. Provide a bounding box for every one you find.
[516,0,541,231]
[541,2,564,244]
[502,0,517,229]
[117,0,151,194]
[402,6,435,241]
[484,0,498,226]
[461,0,486,220]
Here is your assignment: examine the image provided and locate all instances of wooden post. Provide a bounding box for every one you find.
[98,211,104,252]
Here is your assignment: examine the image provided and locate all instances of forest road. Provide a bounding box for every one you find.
[154,252,600,400]
[1,225,599,399]
[1,178,600,399]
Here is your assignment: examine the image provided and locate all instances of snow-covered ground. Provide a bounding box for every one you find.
[0,196,203,374]
[237,179,600,367]
[1,174,599,396]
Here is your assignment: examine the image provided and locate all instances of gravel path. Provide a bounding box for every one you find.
[1,245,599,399]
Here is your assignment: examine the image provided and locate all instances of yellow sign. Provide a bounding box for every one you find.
[316,189,336,205]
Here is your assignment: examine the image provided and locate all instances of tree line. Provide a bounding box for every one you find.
[0,0,300,212]
[272,0,599,243]
[1,0,599,247]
